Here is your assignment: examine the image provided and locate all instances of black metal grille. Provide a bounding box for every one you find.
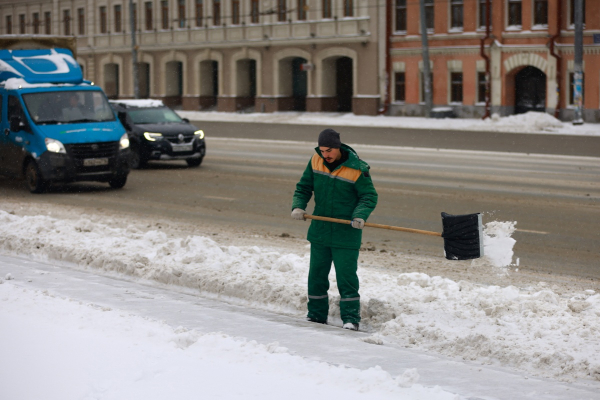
[166,135,194,144]
[66,141,119,159]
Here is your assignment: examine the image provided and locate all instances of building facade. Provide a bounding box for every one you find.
[389,0,600,121]
[0,0,386,115]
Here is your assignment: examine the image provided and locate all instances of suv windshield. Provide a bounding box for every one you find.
[22,90,115,125]
[126,107,183,124]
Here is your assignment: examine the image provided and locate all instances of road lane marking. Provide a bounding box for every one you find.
[515,229,549,235]
[204,196,236,201]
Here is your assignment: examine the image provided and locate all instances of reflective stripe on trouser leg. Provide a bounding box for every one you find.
[332,246,361,324]
[307,243,333,322]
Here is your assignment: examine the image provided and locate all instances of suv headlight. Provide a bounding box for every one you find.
[45,138,66,154]
[194,130,205,140]
[144,132,163,141]
[119,133,130,150]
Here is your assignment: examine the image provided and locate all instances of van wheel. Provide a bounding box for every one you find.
[25,160,47,194]
[186,157,203,167]
[109,174,127,189]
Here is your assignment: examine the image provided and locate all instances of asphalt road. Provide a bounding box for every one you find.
[1,123,598,279]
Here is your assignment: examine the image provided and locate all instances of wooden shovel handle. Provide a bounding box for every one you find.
[304,214,442,237]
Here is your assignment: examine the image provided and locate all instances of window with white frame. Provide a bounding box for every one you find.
[508,0,522,28]
[395,0,407,32]
[395,72,406,102]
[450,72,463,103]
[425,0,434,31]
[450,0,463,30]
[477,71,487,103]
[533,0,548,26]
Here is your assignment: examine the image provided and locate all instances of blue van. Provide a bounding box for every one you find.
[0,42,130,193]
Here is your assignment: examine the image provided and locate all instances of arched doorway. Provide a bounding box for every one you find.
[236,59,256,111]
[515,66,546,114]
[199,60,218,109]
[336,57,353,112]
[291,58,308,111]
[103,63,119,99]
[138,62,150,98]
[165,61,183,108]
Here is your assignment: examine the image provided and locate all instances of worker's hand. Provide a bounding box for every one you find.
[351,218,365,229]
[291,208,306,221]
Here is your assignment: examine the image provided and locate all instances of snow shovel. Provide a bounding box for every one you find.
[303,212,484,260]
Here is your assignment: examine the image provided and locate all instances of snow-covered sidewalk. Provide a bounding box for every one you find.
[0,201,599,390]
[177,110,600,137]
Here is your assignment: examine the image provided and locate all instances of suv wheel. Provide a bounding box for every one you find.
[25,160,47,194]
[109,174,128,189]
[129,144,147,169]
[186,157,203,167]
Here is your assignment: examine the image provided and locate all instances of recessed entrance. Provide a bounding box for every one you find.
[515,66,546,114]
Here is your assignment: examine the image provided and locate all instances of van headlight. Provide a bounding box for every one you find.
[194,130,205,139]
[119,133,130,150]
[144,132,163,141]
[45,138,66,154]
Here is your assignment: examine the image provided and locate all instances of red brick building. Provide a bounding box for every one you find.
[388,0,600,122]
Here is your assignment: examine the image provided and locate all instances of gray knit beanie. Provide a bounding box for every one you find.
[318,129,341,148]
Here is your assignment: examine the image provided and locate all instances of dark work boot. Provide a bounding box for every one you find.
[307,317,327,324]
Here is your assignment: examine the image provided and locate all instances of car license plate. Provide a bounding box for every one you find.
[83,158,109,167]
[172,144,193,152]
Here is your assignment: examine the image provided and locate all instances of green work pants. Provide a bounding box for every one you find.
[307,243,360,324]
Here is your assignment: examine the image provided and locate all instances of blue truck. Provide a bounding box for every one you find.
[0,36,130,193]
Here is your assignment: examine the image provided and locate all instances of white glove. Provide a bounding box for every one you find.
[291,208,306,221]
[351,218,365,229]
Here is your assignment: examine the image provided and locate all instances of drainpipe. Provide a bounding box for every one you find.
[379,0,392,115]
[548,0,562,119]
[479,0,491,119]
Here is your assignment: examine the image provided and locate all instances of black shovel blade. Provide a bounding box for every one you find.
[441,212,484,260]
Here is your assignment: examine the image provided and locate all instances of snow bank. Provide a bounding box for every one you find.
[178,110,600,136]
[0,210,598,382]
[0,284,460,400]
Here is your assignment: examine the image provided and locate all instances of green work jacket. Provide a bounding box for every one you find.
[292,144,378,249]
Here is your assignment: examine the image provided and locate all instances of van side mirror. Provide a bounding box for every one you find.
[10,116,28,132]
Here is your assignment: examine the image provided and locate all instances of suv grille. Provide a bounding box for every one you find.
[66,142,119,159]
[166,135,194,144]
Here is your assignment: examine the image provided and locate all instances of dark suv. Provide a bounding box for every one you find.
[110,100,206,168]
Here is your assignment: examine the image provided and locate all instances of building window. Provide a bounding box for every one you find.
[533,0,548,26]
[251,0,259,23]
[145,2,153,30]
[450,0,463,30]
[196,0,204,26]
[78,8,85,35]
[178,0,186,28]
[63,10,71,35]
[33,12,40,34]
[114,5,122,33]
[479,0,492,28]
[231,0,240,24]
[395,72,406,102]
[161,0,169,29]
[99,6,107,33]
[569,0,585,26]
[132,3,138,31]
[569,72,585,105]
[477,71,487,103]
[508,0,522,27]
[213,0,221,26]
[298,0,307,20]
[19,14,25,34]
[344,0,353,17]
[425,0,434,31]
[5,16,12,34]
[44,12,51,34]
[450,72,463,103]
[278,0,287,22]
[395,0,406,32]
[323,0,332,19]
[421,71,433,102]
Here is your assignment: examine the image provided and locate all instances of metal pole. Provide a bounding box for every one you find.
[419,0,432,118]
[573,0,584,125]
[130,0,140,99]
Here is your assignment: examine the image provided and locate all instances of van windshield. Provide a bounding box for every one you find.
[125,107,183,124]
[22,90,116,125]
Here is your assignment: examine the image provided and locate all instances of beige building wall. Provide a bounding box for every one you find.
[0,0,384,115]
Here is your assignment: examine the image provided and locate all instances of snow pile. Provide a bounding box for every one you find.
[480,112,565,133]
[0,210,599,382]
[0,284,460,400]
[178,110,600,136]
[481,221,517,268]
